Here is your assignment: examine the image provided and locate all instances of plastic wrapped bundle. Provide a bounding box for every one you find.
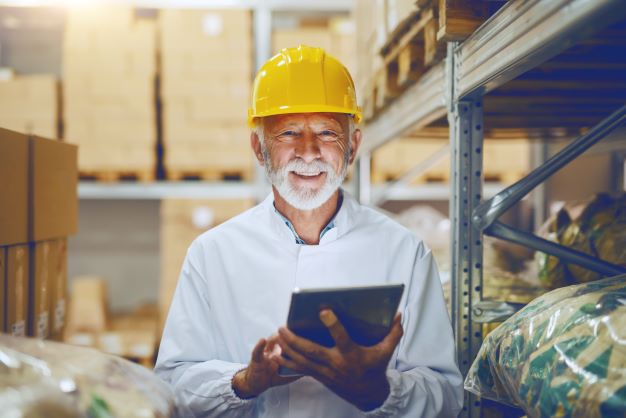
[465,274,626,418]
[536,193,626,289]
[0,335,182,418]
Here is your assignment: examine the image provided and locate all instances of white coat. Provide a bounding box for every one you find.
[155,191,463,417]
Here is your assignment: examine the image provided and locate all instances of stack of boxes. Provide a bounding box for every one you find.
[64,276,158,366]
[354,0,388,105]
[0,74,59,139]
[0,127,77,340]
[63,7,156,177]
[159,9,253,180]
[372,137,531,184]
[272,17,356,83]
[159,198,254,330]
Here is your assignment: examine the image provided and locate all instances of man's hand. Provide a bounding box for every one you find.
[232,337,300,399]
[274,310,403,411]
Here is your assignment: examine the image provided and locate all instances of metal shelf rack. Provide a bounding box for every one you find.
[356,1,626,417]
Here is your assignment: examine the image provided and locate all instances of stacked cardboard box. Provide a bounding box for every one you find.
[0,75,59,139]
[63,7,156,176]
[159,198,255,331]
[354,0,388,101]
[272,17,356,84]
[65,277,159,367]
[372,137,531,184]
[372,138,450,183]
[159,9,254,179]
[0,127,77,340]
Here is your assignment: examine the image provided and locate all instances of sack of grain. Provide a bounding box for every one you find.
[465,274,626,418]
[0,335,183,418]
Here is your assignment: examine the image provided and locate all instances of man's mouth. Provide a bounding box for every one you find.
[294,171,322,177]
[290,171,326,181]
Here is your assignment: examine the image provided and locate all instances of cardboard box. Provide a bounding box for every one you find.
[0,75,59,139]
[66,276,108,334]
[159,199,254,330]
[0,248,5,332]
[6,245,30,337]
[30,135,78,241]
[63,7,157,173]
[29,240,52,339]
[160,9,253,163]
[0,128,29,246]
[49,238,68,340]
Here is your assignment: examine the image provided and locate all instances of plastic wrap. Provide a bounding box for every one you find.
[537,193,626,289]
[0,334,182,418]
[465,274,626,418]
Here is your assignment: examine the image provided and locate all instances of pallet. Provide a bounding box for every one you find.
[167,168,253,182]
[372,171,525,185]
[363,1,505,121]
[365,7,446,119]
[79,169,154,182]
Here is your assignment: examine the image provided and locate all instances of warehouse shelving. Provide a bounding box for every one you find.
[356,0,626,417]
[77,181,508,202]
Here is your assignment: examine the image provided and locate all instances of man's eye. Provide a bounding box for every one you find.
[319,131,339,140]
[277,131,298,140]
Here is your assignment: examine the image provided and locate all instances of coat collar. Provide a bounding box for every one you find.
[261,188,359,245]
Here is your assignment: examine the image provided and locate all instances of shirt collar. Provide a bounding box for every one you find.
[262,188,358,245]
[273,192,343,245]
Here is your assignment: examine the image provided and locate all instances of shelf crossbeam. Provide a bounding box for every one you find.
[473,104,626,230]
[456,0,626,99]
[487,221,626,277]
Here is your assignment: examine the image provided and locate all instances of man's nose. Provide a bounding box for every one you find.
[294,133,322,163]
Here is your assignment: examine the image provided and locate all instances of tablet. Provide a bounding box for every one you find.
[279,283,404,376]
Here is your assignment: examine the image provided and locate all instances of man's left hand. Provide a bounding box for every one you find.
[273,310,403,411]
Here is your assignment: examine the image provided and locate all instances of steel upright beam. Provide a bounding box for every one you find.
[356,153,372,205]
[450,97,484,418]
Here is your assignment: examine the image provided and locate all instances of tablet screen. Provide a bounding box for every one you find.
[286,283,405,348]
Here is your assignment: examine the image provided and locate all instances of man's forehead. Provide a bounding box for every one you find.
[265,113,348,129]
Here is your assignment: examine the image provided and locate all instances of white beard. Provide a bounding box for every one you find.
[265,156,348,211]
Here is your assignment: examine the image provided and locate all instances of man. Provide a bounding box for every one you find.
[155,45,463,417]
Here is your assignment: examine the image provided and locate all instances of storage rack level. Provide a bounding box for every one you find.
[357,0,626,417]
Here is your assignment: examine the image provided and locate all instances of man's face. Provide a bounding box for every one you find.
[255,113,358,210]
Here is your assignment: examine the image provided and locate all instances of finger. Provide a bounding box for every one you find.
[278,327,333,365]
[277,334,335,380]
[265,334,282,358]
[276,342,333,381]
[251,338,267,363]
[379,313,404,352]
[319,309,354,352]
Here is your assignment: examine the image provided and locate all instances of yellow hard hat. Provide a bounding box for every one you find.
[248,45,362,127]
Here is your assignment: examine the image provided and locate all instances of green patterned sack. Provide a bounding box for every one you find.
[536,193,626,289]
[465,274,626,418]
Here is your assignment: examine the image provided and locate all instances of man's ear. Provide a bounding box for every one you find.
[348,129,362,165]
[250,132,265,166]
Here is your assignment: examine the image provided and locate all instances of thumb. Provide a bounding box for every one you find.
[379,313,403,352]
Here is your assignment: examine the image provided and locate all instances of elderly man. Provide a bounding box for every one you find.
[155,45,463,417]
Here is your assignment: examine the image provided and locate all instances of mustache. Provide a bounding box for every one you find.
[282,159,332,174]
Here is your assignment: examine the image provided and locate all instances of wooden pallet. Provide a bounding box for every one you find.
[79,169,154,182]
[365,8,445,118]
[372,170,525,185]
[364,1,505,121]
[167,168,253,182]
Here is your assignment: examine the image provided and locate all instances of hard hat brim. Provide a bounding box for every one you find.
[248,105,362,127]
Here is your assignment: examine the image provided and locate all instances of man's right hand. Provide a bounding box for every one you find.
[232,337,300,399]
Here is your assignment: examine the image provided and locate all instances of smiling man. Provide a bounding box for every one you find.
[155,45,463,417]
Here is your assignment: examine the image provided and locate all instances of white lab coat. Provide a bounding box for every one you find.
[155,191,463,418]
